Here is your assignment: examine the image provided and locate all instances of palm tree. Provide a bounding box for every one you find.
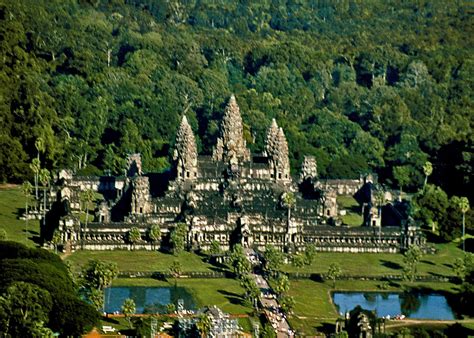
[80,189,95,248]
[21,181,33,243]
[458,197,470,252]
[29,158,40,202]
[121,298,136,328]
[38,168,50,229]
[422,161,433,192]
[34,137,45,200]
[281,192,296,226]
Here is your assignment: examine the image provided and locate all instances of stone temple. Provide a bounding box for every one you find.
[49,95,423,253]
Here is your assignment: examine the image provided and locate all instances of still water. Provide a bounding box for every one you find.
[104,286,195,314]
[332,292,455,320]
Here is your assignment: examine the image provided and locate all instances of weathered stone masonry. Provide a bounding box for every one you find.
[50,95,423,253]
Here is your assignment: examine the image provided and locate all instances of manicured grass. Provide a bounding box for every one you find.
[0,186,40,246]
[288,279,460,335]
[337,195,359,209]
[66,250,216,274]
[284,242,464,278]
[112,278,251,315]
[341,213,363,226]
[337,195,363,226]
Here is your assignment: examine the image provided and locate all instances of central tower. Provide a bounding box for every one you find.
[212,95,251,165]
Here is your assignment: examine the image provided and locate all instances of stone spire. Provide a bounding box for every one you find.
[300,156,318,182]
[273,127,291,181]
[173,115,198,181]
[264,118,279,157]
[212,95,250,164]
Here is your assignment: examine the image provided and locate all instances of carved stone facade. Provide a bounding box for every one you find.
[213,95,251,164]
[50,95,423,253]
[173,115,198,181]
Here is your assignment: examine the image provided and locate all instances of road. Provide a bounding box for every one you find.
[245,249,294,337]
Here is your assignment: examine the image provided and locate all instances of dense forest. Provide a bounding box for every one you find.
[0,0,472,198]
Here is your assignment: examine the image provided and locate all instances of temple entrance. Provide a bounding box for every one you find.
[242,235,250,248]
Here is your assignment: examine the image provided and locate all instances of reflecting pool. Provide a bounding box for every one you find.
[104,286,195,314]
[332,292,455,320]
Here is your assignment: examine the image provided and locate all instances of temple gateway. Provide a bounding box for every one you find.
[50,95,423,253]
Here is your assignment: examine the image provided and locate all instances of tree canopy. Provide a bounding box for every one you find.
[0,0,471,198]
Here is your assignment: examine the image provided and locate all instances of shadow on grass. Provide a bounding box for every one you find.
[443,263,453,269]
[317,322,336,335]
[421,259,436,266]
[102,317,120,325]
[380,260,403,270]
[217,289,244,306]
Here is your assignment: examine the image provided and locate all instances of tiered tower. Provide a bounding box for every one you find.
[300,156,318,182]
[212,95,251,165]
[131,176,151,215]
[173,115,198,181]
[264,120,291,182]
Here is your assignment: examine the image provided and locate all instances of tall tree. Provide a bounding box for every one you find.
[29,159,41,201]
[281,192,296,226]
[393,166,411,199]
[81,259,119,291]
[21,181,33,243]
[327,263,342,288]
[121,298,136,328]
[422,161,433,192]
[459,197,470,252]
[168,260,183,284]
[403,245,423,283]
[170,223,187,255]
[128,227,141,249]
[38,168,50,229]
[148,224,161,250]
[229,244,251,278]
[80,189,95,248]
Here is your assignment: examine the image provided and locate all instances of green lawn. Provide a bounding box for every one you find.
[284,242,463,278]
[288,279,460,335]
[337,195,363,226]
[112,277,251,315]
[0,186,40,246]
[66,250,216,274]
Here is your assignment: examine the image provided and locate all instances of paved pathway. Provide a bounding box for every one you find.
[245,249,294,337]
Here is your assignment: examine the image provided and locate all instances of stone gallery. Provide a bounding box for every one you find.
[49,95,423,253]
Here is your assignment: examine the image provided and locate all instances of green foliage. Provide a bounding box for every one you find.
[403,245,423,283]
[273,274,290,297]
[0,229,6,241]
[128,227,141,245]
[0,0,470,201]
[291,254,305,268]
[229,244,251,279]
[81,259,119,291]
[279,295,295,316]
[0,281,52,337]
[168,260,183,280]
[148,224,161,244]
[239,274,260,309]
[453,253,473,283]
[327,263,342,288]
[209,240,221,256]
[121,298,136,328]
[304,244,317,265]
[170,223,187,255]
[0,242,99,335]
[263,245,284,275]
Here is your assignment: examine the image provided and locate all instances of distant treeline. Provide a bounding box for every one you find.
[0,0,472,197]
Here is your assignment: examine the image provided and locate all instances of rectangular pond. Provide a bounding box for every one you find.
[332,292,456,320]
[104,286,195,314]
